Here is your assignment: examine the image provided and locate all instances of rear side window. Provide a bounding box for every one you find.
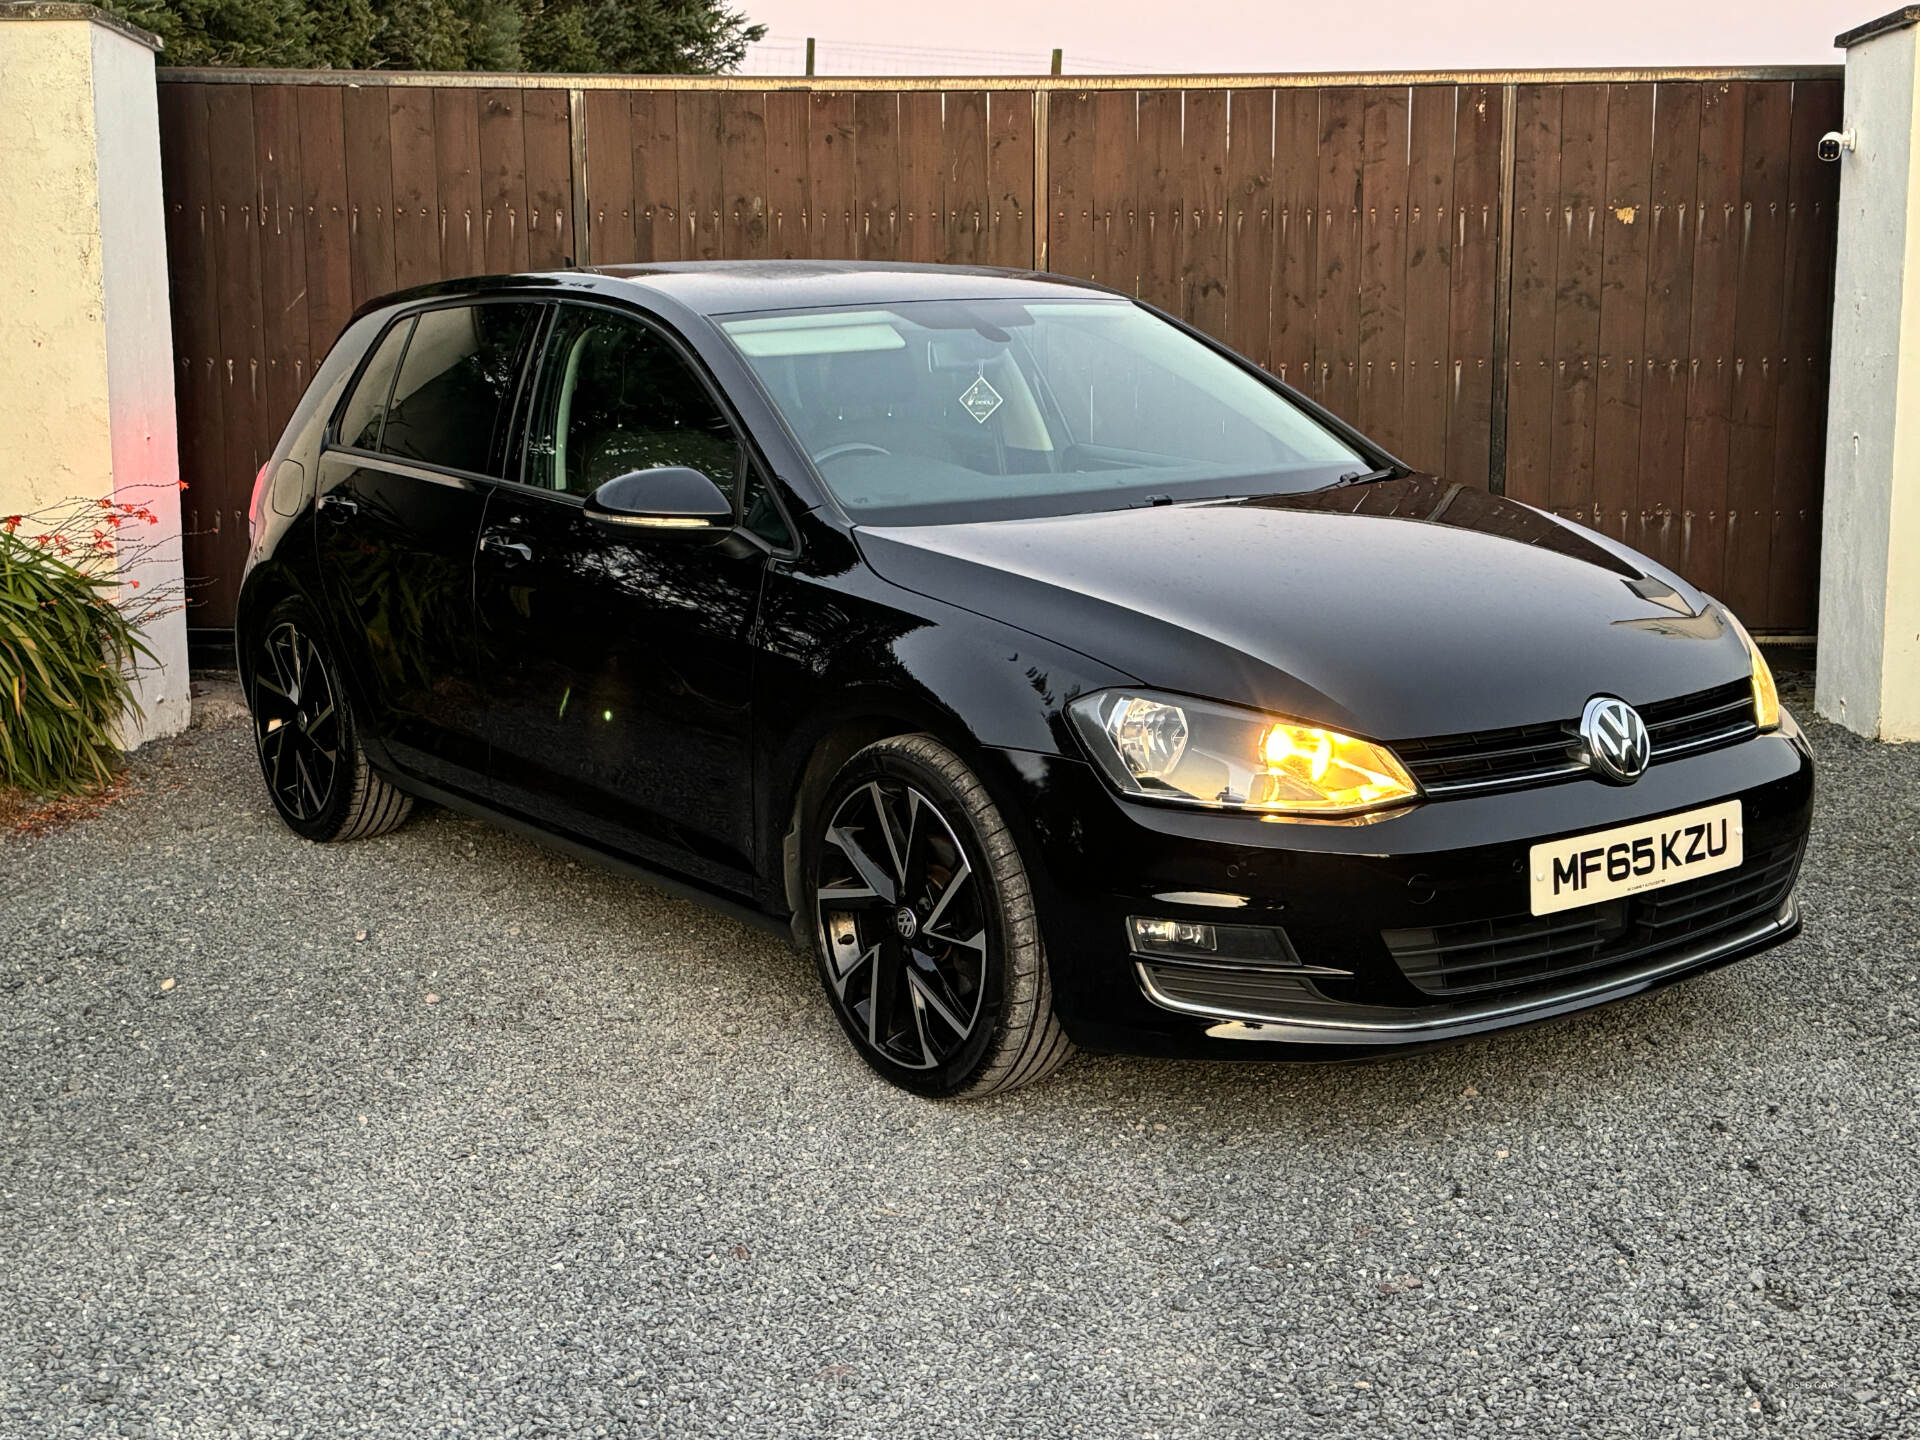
[379,303,542,477]
[335,318,411,451]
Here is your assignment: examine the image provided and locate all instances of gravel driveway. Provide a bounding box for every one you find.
[4,680,1917,1439]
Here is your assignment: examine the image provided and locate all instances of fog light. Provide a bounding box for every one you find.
[1129,917,1217,953]
[1127,916,1318,969]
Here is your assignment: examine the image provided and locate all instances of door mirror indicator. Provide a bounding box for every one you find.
[584,467,734,533]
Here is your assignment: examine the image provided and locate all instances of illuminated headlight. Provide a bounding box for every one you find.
[1721,607,1781,731]
[1068,691,1420,816]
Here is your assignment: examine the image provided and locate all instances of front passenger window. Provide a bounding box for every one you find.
[527,308,742,498]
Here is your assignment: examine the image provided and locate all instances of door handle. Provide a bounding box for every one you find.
[317,493,359,521]
[480,533,533,564]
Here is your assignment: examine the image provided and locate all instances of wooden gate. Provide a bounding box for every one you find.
[157,67,1841,634]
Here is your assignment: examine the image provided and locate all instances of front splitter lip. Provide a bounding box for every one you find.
[1136,897,1798,1045]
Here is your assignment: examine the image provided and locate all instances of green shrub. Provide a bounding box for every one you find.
[0,512,155,797]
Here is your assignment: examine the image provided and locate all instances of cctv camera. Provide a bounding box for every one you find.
[1819,129,1856,162]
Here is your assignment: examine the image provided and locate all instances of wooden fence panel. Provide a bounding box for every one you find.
[1593,82,1654,547]
[944,91,989,265]
[1547,84,1605,522]
[721,91,771,259]
[1135,90,1180,310]
[897,92,944,263]
[1357,86,1409,454]
[1091,90,1137,294]
[476,89,531,274]
[584,89,636,265]
[156,70,1839,634]
[1446,84,1503,489]
[1224,89,1274,369]
[1505,84,1562,510]
[1771,78,1844,631]
[1400,86,1455,476]
[1183,90,1230,339]
[807,92,857,258]
[1723,81,1794,625]
[432,89,485,279]
[853,91,899,261]
[984,92,1033,269]
[1046,90,1095,281]
[252,86,310,439]
[1636,82,1703,577]
[387,89,440,289]
[1268,88,1320,395]
[520,89,573,268]
[1314,88,1366,419]
[156,84,227,624]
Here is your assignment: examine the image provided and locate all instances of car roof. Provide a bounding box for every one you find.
[350,261,1128,329]
[574,260,1117,316]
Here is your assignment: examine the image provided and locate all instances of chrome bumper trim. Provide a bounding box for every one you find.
[1135,897,1798,1043]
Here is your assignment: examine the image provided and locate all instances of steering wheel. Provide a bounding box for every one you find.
[812,442,893,465]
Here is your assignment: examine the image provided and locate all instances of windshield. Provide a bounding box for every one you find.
[719,298,1368,525]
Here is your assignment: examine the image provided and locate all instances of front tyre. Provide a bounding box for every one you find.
[247,601,413,843]
[807,735,1073,1098]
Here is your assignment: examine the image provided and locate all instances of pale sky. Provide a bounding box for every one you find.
[740,0,1864,75]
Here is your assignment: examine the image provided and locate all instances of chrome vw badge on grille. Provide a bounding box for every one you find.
[1580,696,1651,784]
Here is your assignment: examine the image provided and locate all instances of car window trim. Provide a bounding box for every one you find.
[507,297,801,556]
[315,448,489,493]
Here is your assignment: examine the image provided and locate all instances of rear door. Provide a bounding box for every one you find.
[312,300,544,791]
[475,301,774,890]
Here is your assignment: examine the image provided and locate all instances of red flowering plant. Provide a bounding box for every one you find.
[0,482,188,796]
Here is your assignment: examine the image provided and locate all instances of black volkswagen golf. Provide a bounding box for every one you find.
[239,261,1812,1097]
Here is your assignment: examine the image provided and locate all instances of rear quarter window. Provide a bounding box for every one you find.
[380,303,543,477]
[334,317,412,451]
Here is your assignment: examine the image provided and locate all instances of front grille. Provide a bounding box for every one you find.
[1399,679,1759,797]
[1137,961,1344,1016]
[1639,680,1758,757]
[1383,838,1800,998]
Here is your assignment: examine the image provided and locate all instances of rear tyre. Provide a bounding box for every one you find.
[806,734,1074,1098]
[247,601,413,843]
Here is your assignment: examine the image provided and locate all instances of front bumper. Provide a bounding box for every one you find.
[982,713,1815,1061]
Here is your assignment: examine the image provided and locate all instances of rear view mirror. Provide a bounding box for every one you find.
[584,467,734,534]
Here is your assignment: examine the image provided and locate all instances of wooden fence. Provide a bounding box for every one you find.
[156,68,1842,633]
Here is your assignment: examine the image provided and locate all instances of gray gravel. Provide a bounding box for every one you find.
[3,679,1918,1439]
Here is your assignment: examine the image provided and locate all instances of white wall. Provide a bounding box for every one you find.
[0,19,114,515]
[0,7,187,747]
[91,22,189,743]
[1818,17,1920,741]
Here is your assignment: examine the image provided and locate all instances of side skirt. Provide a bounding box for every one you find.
[381,769,796,943]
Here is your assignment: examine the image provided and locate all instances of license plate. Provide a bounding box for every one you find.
[1528,800,1743,916]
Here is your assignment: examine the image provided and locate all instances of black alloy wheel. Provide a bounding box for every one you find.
[818,776,989,1070]
[253,620,342,824]
[248,602,413,843]
[809,735,1073,1097]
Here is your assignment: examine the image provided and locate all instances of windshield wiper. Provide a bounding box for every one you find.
[1328,465,1402,489]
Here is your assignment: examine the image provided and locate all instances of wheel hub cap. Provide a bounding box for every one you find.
[892,906,919,941]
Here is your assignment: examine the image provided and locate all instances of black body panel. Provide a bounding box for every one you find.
[475,483,764,888]
[310,452,491,789]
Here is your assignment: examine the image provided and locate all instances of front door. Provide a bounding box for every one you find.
[312,301,544,790]
[476,304,767,891]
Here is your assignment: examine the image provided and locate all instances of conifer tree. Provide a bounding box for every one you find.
[102,0,764,72]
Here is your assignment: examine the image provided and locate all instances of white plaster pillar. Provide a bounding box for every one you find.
[0,1,189,746]
[1820,7,1920,741]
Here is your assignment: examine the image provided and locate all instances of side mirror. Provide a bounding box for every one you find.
[584,467,734,534]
